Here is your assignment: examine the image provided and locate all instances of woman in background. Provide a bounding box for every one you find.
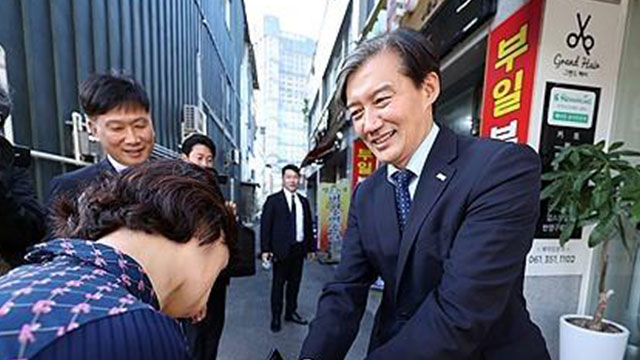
[0,159,235,360]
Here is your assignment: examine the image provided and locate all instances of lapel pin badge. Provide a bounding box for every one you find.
[436,173,447,182]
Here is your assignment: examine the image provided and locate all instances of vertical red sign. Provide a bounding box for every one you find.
[351,139,377,190]
[480,0,544,144]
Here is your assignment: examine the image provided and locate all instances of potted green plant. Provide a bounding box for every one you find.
[541,140,640,360]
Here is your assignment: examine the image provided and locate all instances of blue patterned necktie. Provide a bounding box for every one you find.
[391,169,415,233]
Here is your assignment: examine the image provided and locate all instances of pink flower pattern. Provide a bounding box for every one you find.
[32,300,55,315]
[85,292,103,301]
[94,256,107,267]
[65,280,83,287]
[50,287,70,296]
[120,274,132,286]
[0,301,15,316]
[108,306,127,315]
[92,269,107,276]
[13,287,33,296]
[0,239,159,359]
[18,323,41,344]
[70,303,91,314]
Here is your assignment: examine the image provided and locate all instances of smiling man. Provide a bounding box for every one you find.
[300,29,550,359]
[47,74,155,203]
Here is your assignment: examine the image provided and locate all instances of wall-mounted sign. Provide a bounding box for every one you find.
[535,82,600,239]
[525,238,591,276]
[318,181,350,260]
[480,0,543,144]
[531,0,627,87]
[351,139,377,190]
[547,87,597,129]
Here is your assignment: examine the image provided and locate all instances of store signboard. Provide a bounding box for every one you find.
[535,82,600,242]
[547,87,597,129]
[351,139,377,190]
[317,181,350,260]
[480,0,543,144]
[525,0,628,277]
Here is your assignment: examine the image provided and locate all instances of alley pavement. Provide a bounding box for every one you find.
[217,256,382,360]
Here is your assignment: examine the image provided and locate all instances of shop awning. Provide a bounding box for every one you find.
[300,133,337,167]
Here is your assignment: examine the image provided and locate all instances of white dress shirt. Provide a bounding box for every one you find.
[106,154,129,173]
[387,123,440,200]
[284,188,304,242]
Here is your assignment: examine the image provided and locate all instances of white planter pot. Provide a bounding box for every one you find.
[559,314,630,360]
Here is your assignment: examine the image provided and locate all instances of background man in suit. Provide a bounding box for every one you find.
[300,29,550,359]
[261,164,315,333]
[0,86,45,272]
[47,73,155,202]
[180,133,229,360]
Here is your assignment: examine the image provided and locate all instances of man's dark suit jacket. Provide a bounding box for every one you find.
[260,190,314,260]
[0,166,46,267]
[301,127,550,359]
[47,159,116,204]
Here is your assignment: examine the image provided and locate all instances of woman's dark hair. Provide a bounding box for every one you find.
[50,159,236,251]
[79,73,150,117]
[181,134,217,159]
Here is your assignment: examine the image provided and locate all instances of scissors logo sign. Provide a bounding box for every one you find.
[566,13,595,55]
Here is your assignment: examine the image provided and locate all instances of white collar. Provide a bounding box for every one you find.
[387,123,439,181]
[106,154,129,173]
[283,188,298,198]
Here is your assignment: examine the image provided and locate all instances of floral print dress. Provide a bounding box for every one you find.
[0,239,190,360]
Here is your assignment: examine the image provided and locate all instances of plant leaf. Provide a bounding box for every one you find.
[631,201,640,224]
[559,220,576,247]
[540,180,563,200]
[541,171,567,181]
[588,213,616,247]
[610,150,640,157]
[608,141,624,151]
[569,151,581,167]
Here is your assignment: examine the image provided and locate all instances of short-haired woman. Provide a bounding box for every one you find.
[0,159,235,360]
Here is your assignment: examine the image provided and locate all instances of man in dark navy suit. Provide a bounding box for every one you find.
[261,164,316,333]
[300,29,550,359]
[47,74,155,203]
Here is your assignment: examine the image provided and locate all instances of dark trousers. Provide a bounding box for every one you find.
[188,277,228,359]
[271,243,304,320]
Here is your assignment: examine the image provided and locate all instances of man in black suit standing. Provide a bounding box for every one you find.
[261,164,315,333]
[47,74,155,203]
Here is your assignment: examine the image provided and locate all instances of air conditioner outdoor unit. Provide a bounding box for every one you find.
[182,105,206,138]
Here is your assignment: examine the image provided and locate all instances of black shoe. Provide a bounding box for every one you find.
[270,318,281,332]
[284,312,308,325]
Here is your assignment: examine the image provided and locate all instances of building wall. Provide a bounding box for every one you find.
[198,0,248,202]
